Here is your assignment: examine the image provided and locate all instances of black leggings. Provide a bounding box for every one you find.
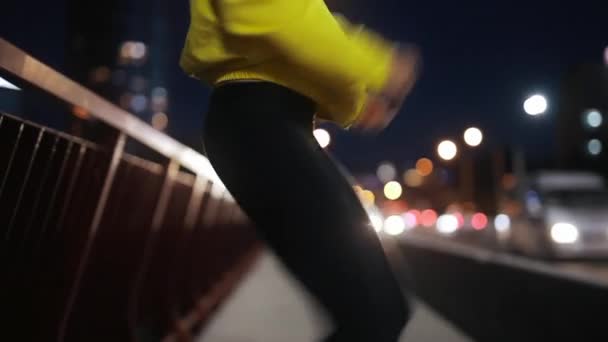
[203,81,410,341]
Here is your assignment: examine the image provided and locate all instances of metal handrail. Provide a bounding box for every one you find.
[0,37,222,186]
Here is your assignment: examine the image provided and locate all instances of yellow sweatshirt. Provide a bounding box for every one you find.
[180,0,395,127]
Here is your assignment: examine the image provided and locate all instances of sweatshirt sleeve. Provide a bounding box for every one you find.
[214,0,395,95]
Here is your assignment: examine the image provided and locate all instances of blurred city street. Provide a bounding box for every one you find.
[2,0,608,340]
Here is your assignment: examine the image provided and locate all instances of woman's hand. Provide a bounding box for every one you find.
[353,46,421,132]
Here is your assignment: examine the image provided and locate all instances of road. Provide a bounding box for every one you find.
[408,227,608,287]
[197,249,471,342]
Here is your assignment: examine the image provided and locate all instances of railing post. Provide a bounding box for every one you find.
[128,158,180,339]
[58,133,127,342]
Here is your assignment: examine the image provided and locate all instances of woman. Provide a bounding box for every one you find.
[181,1,420,341]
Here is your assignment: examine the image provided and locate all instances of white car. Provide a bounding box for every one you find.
[506,171,608,259]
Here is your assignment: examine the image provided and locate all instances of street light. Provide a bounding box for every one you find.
[523,94,548,116]
[437,140,458,161]
[463,127,483,147]
[313,128,331,148]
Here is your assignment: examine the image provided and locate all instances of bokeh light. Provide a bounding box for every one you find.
[403,169,423,187]
[151,87,169,112]
[587,139,602,156]
[523,94,548,116]
[408,210,421,225]
[72,105,89,119]
[463,127,483,147]
[377,162,397,183]
[130,94,148,113]
[471,213,488,230]
[361,190,376,206]
[313,128,331,148]
[384,215,406,236]
[453,212,465,228]
[120,41,147,63]
[437,140,458,161]
[437,214,459,234]
[415,158,434,176]
[368,211,384,232]
[402,211,418,229]
[132,42,147,60]
[420,209,437,227]
[550,223,579,244]
[584,109,603,128]
[151,112,169,130]
[384,181,403,200]
[494,214,511,233]
[90,66,111,83]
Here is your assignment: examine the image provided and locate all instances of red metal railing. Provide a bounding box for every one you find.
[0,38,260,341]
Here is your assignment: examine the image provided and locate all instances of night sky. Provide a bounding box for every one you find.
[2,0,607,173]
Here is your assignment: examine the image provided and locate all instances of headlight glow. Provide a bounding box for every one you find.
[550,222,579,244]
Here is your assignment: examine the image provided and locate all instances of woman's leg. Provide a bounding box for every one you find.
[203,82,410,341]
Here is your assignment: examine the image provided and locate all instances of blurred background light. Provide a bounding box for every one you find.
[377,162,397,183]
[368,212,384,232]
[453,212,465,228]
[384,215,406,236]
[524,94,548,116]
[403,169,423,187]
[437,140,458,161]
[471,212,488,230]
[494,214,511,233]
[384,181,403,200]
[402,211,418,229]
[71,105,89,119]
[583,109,603,128]
[360,190,376,206]
[131,42,147,60]
[420,209,438,227]
[90,66,111,84]
[408,210,421,225]
[151,112,169,130]
[463,127,483,147]
[587,139,602,156]
[130,94,148,113]
[437,214,459,234]
[313,128,331,148]
[550,222,579,244]
[525,190,543,215]
[415,158,434,176]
